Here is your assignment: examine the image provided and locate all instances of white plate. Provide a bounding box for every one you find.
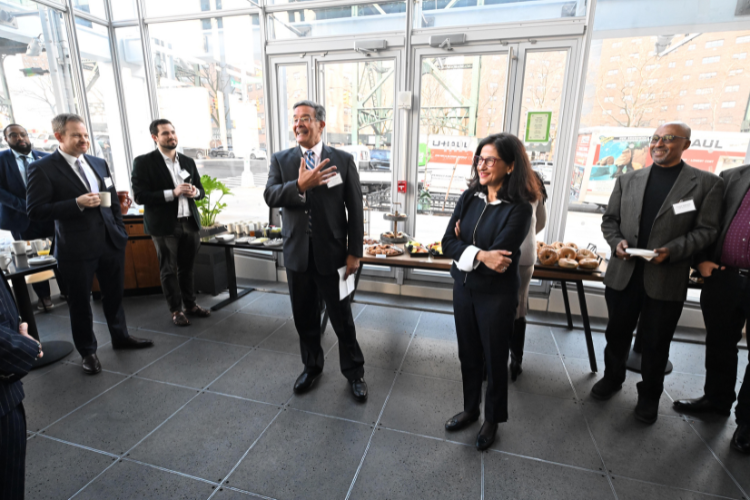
[236,237,250,243]
[625,248,657,260]
[29,256,56,266]
[216,234,235,242]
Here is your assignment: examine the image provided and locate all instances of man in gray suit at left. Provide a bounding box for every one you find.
[592,122,723,424]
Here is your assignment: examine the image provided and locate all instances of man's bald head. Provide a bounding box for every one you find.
[650,122,692,168]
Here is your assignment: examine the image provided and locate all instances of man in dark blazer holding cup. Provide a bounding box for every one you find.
[26,114,153,375]
[594,122,723,424]
[264,100,367,402]
[131,119,210,327]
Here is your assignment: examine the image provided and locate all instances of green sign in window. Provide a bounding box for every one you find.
[525,111,552,143]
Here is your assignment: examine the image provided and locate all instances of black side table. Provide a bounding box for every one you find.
[2,258,73,369]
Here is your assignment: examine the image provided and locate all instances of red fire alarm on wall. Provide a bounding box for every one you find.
[397,180,407,193]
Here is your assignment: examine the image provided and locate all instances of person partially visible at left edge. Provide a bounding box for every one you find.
[264,100,367,402]
[672,162,750,454]
[0,124,59,311]
[442,133,536,451]
[0,276,43,500]
[131,119,210,327]
[594,122,723,425]
[26,113,153,375]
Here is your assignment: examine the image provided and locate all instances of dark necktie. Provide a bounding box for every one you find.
[20,156,29,185]
[305,150,315,233]
[75,158,92,192]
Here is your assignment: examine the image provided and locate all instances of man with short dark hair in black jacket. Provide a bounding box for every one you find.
[131,119,210,327]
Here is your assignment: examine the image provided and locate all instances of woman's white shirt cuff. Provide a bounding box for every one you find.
[455,245,481,272]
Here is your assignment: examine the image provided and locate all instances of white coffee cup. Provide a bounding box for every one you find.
[99,191,111,207]
[11,241,27,255]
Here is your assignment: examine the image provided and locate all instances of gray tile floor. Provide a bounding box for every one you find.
[23,290,750,500]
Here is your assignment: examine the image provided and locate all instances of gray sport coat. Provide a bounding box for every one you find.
[601,162,723,301]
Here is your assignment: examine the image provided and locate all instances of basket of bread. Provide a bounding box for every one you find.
[536,242,601,272]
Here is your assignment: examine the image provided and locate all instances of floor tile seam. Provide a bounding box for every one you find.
[608,472,747,500]
[284,406,374,428]
[486,447,608,476]
[578,401,692,422]
[377,425,473,448]
[206,394,295,500]
[247,316,296,349]
[549,327,620,500]
[130,374,204,392]
[351,299,454,316]
[32,432,121,459]
[235,290,267,309]
[480,451,484,500]
[202,389,284,409]
[683,415,750,500]
[235,310,294,321]
[73,340,261,499]
[222,485,280,500]
[119,456,220,487]
[343,312,423,500]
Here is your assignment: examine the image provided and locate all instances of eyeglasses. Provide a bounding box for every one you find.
[650,134,690,144]
[473,155,500,168]
[292,116,314,125]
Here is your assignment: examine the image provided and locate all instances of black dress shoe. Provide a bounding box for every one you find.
[82,353,101,375]
[445,410,480,432]
[185,305,211,318]
[730,423,750,454]
[510,359,523,382]
[591,378,623,400]
[476,421,498,451]
[294,370,322,394]
[673,396,731,416]
[350,377,368,402]
[635,397,659,425]
[111,336,154,350]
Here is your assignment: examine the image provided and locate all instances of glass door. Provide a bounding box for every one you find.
[314,53,400,243]
[269,56,313,153]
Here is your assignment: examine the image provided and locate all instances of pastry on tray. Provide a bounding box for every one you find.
[366,244,402,256]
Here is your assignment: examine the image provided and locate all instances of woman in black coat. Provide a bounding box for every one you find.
[442,133,540,451]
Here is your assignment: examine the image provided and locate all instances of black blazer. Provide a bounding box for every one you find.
[26,150,128,262]
[264,144,364,275]
[131,149,205,236]
[0,277,37,418]
[442,189,532,294]
[696,164,750,265]
[0,148,53,236]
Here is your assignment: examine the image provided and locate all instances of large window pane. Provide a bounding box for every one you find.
[564,1,750,302]
[413,53,509,245]
[277,64,308,152]
[149,15,267,224]
[268,2,406,40]
[114,27,153,158]
[75,18,130,190]
[320,60,396,240]
[112,0,138,21]
[144,0,256,18]
[73,0,107,20]
[414,0,586,29]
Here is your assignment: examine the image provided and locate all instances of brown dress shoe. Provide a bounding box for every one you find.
[185,305,211,318]
[172,311,190,326]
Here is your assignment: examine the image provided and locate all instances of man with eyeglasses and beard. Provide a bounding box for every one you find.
[593,122,723,425]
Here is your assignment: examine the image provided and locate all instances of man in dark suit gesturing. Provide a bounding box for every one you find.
[27,114,153,375]
[673,163,750,453]
[595,122,723,424]
[131,119,210,326]
[0,124,57,311]
[264,100,367,401]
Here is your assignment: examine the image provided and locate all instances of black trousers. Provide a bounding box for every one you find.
[151,218,200,313]
[603,263,684,400]
[11,229,65,300]
[58,236,129,357]
[286,241,364,380]
[453,280,517,424]
[701,268,750,424]
[0,403,26,500]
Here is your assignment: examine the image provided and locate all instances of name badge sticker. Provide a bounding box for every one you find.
[104,177,113,188]
[673,199,696,215]
[327,173,343,188]
[179,169,190,180]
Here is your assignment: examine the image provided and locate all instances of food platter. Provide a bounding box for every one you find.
[404,241,430,258]
[427,242,449,258]
[536,241,602,273]
[381,231,409,244]
[366,244,404,257]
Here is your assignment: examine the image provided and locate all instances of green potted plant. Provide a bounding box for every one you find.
[194,175,233,294]
[195,175,232,238]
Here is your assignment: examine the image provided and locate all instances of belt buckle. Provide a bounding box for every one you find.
[739,268,749,277]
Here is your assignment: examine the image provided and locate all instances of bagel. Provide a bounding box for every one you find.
[576,248,597,261]
[558,247,577,260]
[563,242,579,250]
[578,258,599,270]
[538,247,559,266]
[537,244,555,255]
[536,241,546,251]
[552,241,565,250]
[558,258,578,269]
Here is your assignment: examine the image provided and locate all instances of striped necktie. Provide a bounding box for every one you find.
[305,150,315,234]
